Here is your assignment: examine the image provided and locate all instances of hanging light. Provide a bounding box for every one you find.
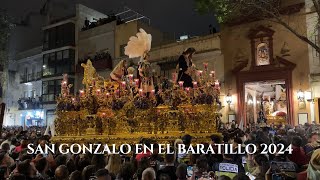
[297,89,304,101]
[226,93,232,104]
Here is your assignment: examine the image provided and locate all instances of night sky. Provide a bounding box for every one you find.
[3,0,218,57]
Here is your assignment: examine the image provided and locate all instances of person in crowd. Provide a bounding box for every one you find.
[2,123,320,179]
[214,151,245,179]
[156,152,176,179]
[177,135,192,164]
[54,165,69,180]
[142,167,156,180]
[95,168,111,180]
[105,154,121,179]
[175,163,187,180]
[117,162,135,180]
[35,157,49,179]
[246,154,269,180]
[304,132,319,158]
[289,136,309,169]
[177,48,196,87]
[69,170,81,180]
[307,148,320,180]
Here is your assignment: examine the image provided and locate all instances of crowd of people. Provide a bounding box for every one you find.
[17,96,42,110]
[0,122,319,180]
[81,16,124,31]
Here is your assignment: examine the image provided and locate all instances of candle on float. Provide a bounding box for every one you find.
[178,81,184,89]
[209,73,213,78]
[115,89,120,97]
[79,90,84,97]
[215,80,220,88]
[198,70,203,77]
[128,74,133,81]
[106,92,110,98]
[151,89,155,97]
[121,81,126,89]
[172,72,177,82]
[210,71,215,77]
[134,79,139,87]
[185,87,190,94]
[139,89,143,96]
[193,81,198,88]
[203,62,208,71]
[71,98,75,103]
[96,89,101,95]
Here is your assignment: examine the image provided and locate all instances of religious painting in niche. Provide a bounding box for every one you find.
[256,42,270,66]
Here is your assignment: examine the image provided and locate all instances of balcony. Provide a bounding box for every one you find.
[20,72,42,84]
[17,97,42,110]
[76,52,113,73]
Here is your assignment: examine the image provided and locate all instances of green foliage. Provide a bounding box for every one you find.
[195,0,281,24]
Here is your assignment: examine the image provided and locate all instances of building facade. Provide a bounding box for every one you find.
[4,46,44,126]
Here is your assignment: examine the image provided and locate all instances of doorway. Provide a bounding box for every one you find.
[244,80,287,125]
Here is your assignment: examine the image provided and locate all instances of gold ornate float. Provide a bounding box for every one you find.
[51,29,223,144]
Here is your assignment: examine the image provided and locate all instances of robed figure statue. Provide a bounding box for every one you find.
[177,48,196,87]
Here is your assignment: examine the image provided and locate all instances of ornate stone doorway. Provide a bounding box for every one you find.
[233,56,295,125]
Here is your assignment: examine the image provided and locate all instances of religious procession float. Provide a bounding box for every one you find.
[51,29,222,144]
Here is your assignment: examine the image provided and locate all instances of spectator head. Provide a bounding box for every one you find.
[20,140,28,149]
[55,165,69,180]
[55,155,68,166]
[66,159,76,173]
[164,151,175,164]
[233,137,243,146]
[118,162,135,180]
[17,160,32,176]
[91,154,106,169]
[176,163,187,180]
[95,168,111,180]
[196,157,208,173]
[309,132,319,143]
[292,136,303,147]
[105,154,121,176]
[1,143,10,152]
[142,167,156,180]
[82,165,96,180]
[69,170,81,180]
[182,134,192,145]
[35,157,48,173]
[210,134,222,144]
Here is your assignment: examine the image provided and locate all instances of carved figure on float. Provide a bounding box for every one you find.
[81,59,97,91]
[124,28,154,93]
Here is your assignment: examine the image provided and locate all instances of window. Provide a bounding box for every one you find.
[57,51,63,61]
[43,23,75,51]
[42,49,75,77]
[63,50,69,59]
